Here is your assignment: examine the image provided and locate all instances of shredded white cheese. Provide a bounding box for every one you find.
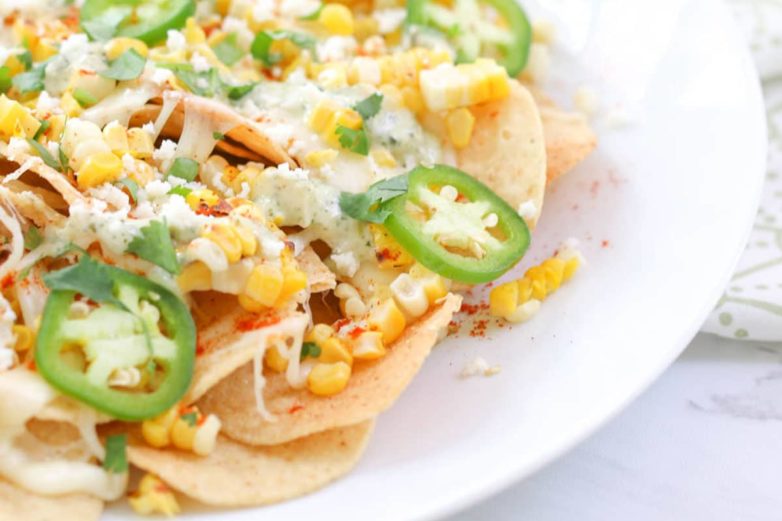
[460,356,501,378]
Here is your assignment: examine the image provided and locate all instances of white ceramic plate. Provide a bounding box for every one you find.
[107,0,766,519]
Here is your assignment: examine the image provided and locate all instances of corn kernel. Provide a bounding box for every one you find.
[0,96,40,138]
[489,281,518,319]
[351,330,386,360]
[129,474,180,517]
[390,273,429,318]
[244,263,283,307]
[141,408,179,449]
[127,127,154,159]
[60,91,83,117]
[307,361,351,396]
[316,64,348,88]
[354,16,380,40]
[127,158,156,186]
[233,224,257,257]
[446,107,476,149]
[370,148,397,168]
[409,264,449,303]
[306,323,335,345]
[177,262,212,293]
[186,188,220,210]
[319,4,355,36]
[400,86,425,114]
[277,266,307,304]
[105,37,149,61]
[202,222,243,263]
[305,149,339,167]
[215,0,231,16]
[192,414,221,456]
[563,257,579,281]
[368,298,406,344]
[102,121,129,156]
[170,414,197,451]
[184,18,206,44]
[76,152,123,189]
[370,224,414,269]
[265,346,289,373]
[12,324,34,351]
[319,337,353,365]
[238,293,265,313]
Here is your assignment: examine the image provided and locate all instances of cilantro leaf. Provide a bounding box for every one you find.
[224,82,256,100]
[127,221,180,274]
[335,125,369,156]
[180,412,198,426]
[17,50,33,71]
[169,186,192,197]
[23,226,42,250]
[103,434,128,473]
[26,139,61,171]
[12,66,45,94]
[81,6,133,42]
[251,30,316,67]
[58,145,70,173]
[339,174,409,223]
[43,255,121,306]
[300,342,321,359]
[72,88,98,108]
[100,48,146,81]
[166,157,199,182]
[212,131,225,140]
[0,66,11,94]
[160,63,222,97]
[355,93,383,120]
[213,33,244,66]
[117,178,139,202]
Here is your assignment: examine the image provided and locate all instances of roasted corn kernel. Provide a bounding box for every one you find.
[307,361,351,396]
[419,58,510,111]
[243,263,284,307]
[127,127,154,159]
[76,152,123,189]
[351,330,386,360]
[202,221,243,263]
[102,121,129,156]
[177,262,212,293]
[368,298,406,344]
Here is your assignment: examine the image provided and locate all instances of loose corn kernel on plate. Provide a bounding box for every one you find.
[0,0,765,519]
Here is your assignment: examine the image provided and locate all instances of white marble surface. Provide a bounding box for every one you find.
[447,334,782,520]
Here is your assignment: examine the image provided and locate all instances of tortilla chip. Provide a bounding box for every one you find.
[0,185,65,227]
[126,421,374,507]
[529,88,597,182]
[297,246,336,293]
[0,478,103,521]
[198,293,461,446]
[130,96,295,167]
[456,81,547,226]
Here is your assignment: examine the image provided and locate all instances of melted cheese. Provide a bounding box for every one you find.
[176,98,236,163]
[81,85,159,128]
[0,203,23,280]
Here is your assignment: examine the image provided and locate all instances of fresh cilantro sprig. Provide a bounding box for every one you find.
[103,434,129,473]
[335,125,369,156]
[126,221,180,275]
[101,48,146,81]
[44,255,124,307]
[160,63,255,100]
[339,174,409,223]
[0,66,11,94]
[12,65,45,94]
[355,93,383,120]
[166,157,199,182]
[26,139,66,172]
[251,30,316,67]
[213,33,244,66]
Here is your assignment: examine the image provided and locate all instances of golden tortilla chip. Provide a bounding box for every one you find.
[297,246,336,293]
[456,81,547,226]
[529,88,597,182]
[0,478,103,521]
[126,421,374,507]
[0,185,65,227]
[198,293,461,446]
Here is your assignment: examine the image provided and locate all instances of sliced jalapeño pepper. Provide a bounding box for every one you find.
[381,165,530,284]
[35,259,195,421]
[406,0,531,76]
[81,0,196,45]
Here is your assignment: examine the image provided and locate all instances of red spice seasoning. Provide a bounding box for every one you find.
[235,314,282,333]
[1,273,14,290]
[288,404,304,414]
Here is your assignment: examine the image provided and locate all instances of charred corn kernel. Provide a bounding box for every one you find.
[265,346,289,373]
[76,152,123,189]
[141,408,179,448]
[71,138,112,171]
[446,108,476,149]
[390,273,429,318]
[12,324,34,351]
[489,281,518,319]
[400,86,425,114]
[319,4,355,35]
[409,264,449,303]
[127,127,154,159]
[186,188,220,210]
[202,222,243,263]
[305,149,338,167]
[184,18,206,44]
[419,59,510,111]
[192,414,221,455]
[370,224,414,269]
[351,330,385,360]
[177,262,212,293]
[127,158,156,186]
[0,96,40,138]
[234,224,257,257]
[105,37,149,60]
[215,0,231,16]
[129,473,180,517]
[244,264,283,306]
[307,361,351,396]
[231,165,262,193]
[370,148,396,168]
[102,121,129,155]
[368,298,406,344]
